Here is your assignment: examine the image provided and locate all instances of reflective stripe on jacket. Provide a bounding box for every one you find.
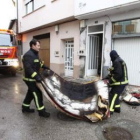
[22,48,45,81]
[109,57,128,86]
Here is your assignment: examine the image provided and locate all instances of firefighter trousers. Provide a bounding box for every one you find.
[109,85,126,113]
[22,81,45,111]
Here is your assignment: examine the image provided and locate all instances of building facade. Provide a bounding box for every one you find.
[17,0,80,78]
[75,0,140,86]
[17,0,140,85]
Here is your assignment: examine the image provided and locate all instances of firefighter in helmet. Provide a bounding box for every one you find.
[106,50,128,115]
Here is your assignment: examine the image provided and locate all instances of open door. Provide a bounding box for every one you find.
[39,38,50,67]
[87,35,99,76]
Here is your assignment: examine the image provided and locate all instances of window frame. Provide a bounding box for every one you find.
[25,0,34,15]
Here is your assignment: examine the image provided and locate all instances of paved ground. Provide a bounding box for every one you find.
[0,73,140,140]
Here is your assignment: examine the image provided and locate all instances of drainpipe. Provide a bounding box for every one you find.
[16,0,18,34]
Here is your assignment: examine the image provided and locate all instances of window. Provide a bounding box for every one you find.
[25,0,34,14]
[88,25,103,33]
[113,19,140,35]
[0,34,16,47]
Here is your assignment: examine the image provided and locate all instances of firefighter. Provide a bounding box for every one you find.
[22,38,50,118]
[106,50,128,115]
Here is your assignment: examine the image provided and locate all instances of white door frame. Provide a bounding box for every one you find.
[85,23,105,79]
[87,35,99,76]
[64,40,74,77]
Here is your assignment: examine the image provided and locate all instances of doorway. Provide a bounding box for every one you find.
[86,24,104,77]
[39,38,50,67]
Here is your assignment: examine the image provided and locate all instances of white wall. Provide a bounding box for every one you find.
[110,9,140,22]
[22,20,80,65]
[18,0,74,32]
[87,17,112,67]
[75,0,140,16]
[85,8,140,68]
[34,0,45,10]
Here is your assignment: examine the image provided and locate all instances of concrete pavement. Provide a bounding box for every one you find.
[0,73,140,140]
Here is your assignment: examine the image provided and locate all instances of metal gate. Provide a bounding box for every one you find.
[65,40,74,76]
[113,38,140,86]
[87,35,99,76]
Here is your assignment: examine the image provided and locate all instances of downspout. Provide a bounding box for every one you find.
[16,0,18,34]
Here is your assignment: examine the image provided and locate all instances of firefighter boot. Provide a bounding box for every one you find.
[22,107,35,113]
[110,112,114,115]
[114,108,121,113]
[38,109,50,118]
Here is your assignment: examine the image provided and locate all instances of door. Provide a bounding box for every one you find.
[65,40,74,77]
[87,35,99,76]
[39,38,50,67]
[113,38,140,86]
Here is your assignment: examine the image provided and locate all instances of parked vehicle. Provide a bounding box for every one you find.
[0,29,19,76]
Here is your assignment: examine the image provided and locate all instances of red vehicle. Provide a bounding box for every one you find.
[0,29,19,76]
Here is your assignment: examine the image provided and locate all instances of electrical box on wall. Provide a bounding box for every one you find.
[80,20,86,28]
[55,25,59,32]
[77,49,86,56]
[54,51,59,57]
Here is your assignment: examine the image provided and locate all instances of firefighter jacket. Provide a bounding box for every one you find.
[108,56,128,86]
[22,48,48,82]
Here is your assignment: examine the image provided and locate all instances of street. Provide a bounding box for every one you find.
[0,73,140,140]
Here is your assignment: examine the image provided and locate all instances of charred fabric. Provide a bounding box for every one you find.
[37,70,109,122]
[37,69,140,122]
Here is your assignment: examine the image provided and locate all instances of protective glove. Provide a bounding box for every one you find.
[103,79,109,84]
[43,69,51,77]
[35,75,42,83]
[102,74,110,80]
[42,65,50,70]
[102,77,108,80]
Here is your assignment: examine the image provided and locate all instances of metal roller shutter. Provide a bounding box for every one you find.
[113,37,140,86]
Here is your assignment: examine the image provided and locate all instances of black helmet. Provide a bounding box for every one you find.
[110,50,119,62]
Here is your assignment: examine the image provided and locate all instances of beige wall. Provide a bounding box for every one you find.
[51,63,79,78]
[51,63,64,76]
[73,65,80,78]
[22,20,80,77]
